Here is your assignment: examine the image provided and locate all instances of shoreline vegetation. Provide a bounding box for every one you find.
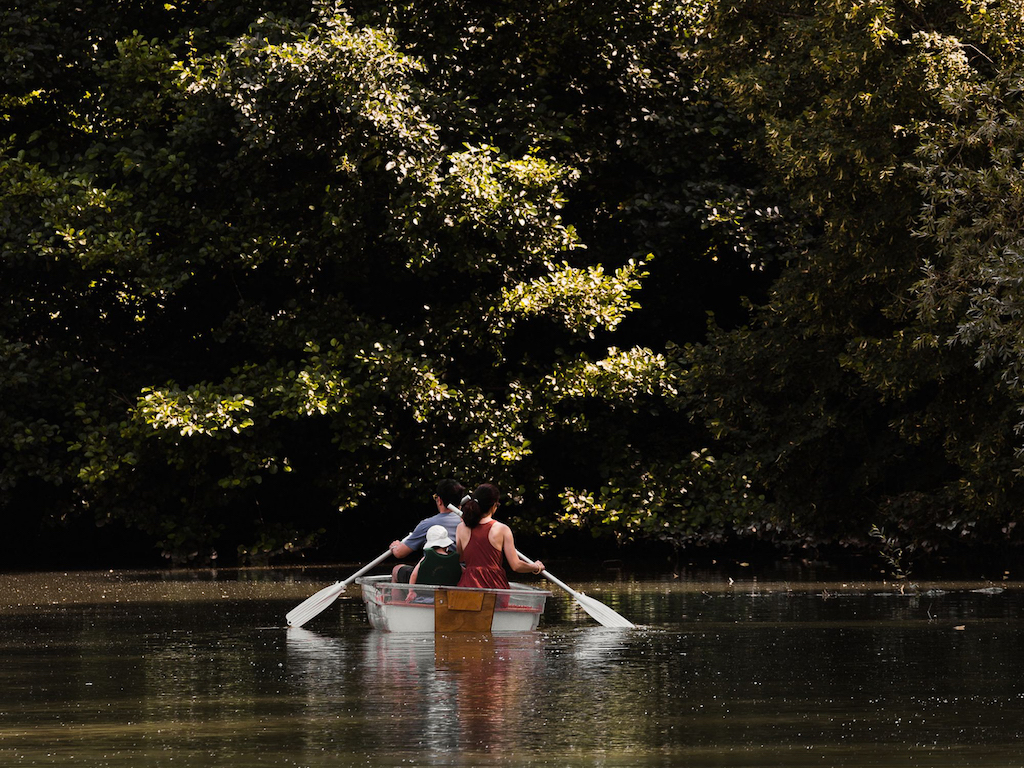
[8,511,1022,583]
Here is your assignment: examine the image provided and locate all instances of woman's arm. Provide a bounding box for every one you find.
[455,522,468,557]
[501,525,544,575]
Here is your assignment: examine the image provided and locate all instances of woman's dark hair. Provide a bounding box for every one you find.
[435,478,466,508]
[461,483,500,528]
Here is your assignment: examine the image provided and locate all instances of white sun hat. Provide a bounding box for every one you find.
[424,524,454,550]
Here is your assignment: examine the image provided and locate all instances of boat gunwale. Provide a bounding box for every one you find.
[355,574,552,598]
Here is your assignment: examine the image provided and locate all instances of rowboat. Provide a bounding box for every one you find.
[355,575,551,632]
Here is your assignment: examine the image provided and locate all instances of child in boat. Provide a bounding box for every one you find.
[408,525,463,587]
[456,483,544,590]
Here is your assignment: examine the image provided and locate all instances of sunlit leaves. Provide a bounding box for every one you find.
[394,145,581,271]
[545,346,678,403]
[556,448,760,549]
[501,260,645,336]
[138,387,256,437]
[209,7,437,157]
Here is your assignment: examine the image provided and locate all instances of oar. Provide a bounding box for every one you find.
[516,550,635,629]
[286,549,395,628]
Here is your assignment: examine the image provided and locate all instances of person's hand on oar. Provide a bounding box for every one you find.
[454,484,547,591]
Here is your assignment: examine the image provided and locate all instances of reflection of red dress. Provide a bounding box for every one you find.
[457,521,510,589]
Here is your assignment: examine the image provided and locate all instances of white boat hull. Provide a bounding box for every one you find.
[356,575,550,633]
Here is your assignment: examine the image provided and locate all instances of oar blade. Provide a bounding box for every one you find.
[286,581,346,628]
[573,591,635,628]
[284,547,396,628]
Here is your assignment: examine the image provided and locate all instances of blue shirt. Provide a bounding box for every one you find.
[401,510,461,553]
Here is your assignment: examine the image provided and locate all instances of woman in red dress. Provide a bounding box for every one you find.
[456,483,544,589]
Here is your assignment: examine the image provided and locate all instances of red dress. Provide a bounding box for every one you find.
[457,521,510,589]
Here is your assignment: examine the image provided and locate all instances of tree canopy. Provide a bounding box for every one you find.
[3,0,1024,570]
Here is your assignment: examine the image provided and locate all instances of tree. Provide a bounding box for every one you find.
[690,0,1024,559]
[3,1,705,564]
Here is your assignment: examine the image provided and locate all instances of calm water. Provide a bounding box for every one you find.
[2,566,1023,766]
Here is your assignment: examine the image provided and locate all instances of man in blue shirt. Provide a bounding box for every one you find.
[390,478,465,583]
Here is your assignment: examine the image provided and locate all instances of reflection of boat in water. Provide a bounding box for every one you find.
[361,631,545,754]
[356,575,550,632]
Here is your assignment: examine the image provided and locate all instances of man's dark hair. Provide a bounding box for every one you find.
[435,478,466,507]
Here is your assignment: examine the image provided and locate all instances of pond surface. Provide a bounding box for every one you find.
[2,565,1024,766]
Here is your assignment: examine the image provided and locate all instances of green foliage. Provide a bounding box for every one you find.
[869,524,911,581]
[501,260,646,337]
[690,0,1024,553]
[911,20,1024,421]
[557,448,762,552]
[4,0,704,563]
[10,0,1024,568]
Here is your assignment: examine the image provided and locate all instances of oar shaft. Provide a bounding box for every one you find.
[516,549,635,628]
[340,548,395,587]
[516,550,578,597]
